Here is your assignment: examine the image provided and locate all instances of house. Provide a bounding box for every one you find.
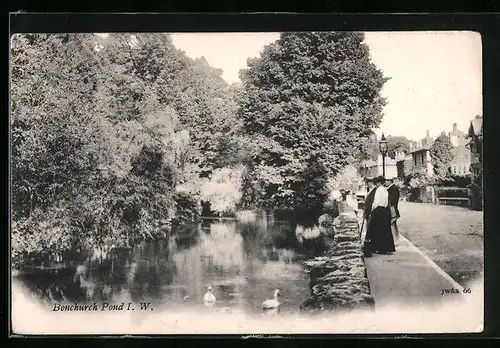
[395,151,413,179]
[465,115,483,211]
[407,130,434,177]
[466,115,483,184]
[360,153,398,179]
[409,146,433,177]
[448,123,471,176]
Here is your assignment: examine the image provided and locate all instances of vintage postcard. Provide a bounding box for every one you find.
[9,27,483,335]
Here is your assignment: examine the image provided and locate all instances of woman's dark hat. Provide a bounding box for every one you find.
[375,176,386,184]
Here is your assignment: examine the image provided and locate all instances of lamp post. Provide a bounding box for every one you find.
[379,133,388,178]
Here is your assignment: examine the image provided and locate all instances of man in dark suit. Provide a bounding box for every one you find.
[385,177,400,245]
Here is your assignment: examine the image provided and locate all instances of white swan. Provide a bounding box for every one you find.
[262,289,280,309]
[203,286,216,307]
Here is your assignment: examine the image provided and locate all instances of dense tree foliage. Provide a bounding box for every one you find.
[430,132,454,180]
[11,31,390,266]
[10,33,243,264]
[238,32,388,210]
[386,135,411,158]
[357,131,380,162]
[358,133,411,161]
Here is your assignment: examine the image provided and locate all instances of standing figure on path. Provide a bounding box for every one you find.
[362,178,377,257]
[338,189,348,213]
[345,191,359,216]
[366,176,395,254]
[386,177,400,246]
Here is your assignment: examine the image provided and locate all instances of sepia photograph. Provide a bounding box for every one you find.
[9,28,484,335]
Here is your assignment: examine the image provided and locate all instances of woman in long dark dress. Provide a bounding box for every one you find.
[367,176,395,254]
[362,179,377,256]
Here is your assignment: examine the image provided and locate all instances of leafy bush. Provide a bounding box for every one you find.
[172,191,200,226]
[199,166,245,215]
[323,198,340,218]
[293,156,331,224]
[442,174,472,188]
[238,166,265,210]
[407,172,432,188]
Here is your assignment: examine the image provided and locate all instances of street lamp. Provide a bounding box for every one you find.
[379,133,388,178]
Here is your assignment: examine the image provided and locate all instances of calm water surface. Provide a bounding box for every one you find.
[13,217,321,316]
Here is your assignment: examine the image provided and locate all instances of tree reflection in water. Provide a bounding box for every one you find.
[14,216,314,315]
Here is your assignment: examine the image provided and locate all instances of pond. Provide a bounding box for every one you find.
[12,215,326,317]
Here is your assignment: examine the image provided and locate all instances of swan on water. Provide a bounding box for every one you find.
[262,289,280,309]
[203,286,216,307]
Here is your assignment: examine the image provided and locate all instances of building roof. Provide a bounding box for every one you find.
[409,146,431,154]
[396,155,413,163]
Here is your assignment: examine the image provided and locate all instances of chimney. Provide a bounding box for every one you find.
[453,123,457,131]
[426,130,430,138]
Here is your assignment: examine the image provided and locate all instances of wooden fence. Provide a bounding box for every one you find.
[435,186,469,208]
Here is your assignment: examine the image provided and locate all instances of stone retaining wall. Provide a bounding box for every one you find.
[300,209,375,314]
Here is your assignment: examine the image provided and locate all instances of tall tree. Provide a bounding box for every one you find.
[357,133,412,162]
[430,132,454,180]
[238,32,389,209]
[386,135,411,158]
[98,34,242,178]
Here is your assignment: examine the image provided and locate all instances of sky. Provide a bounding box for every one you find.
[170,31,482,142]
